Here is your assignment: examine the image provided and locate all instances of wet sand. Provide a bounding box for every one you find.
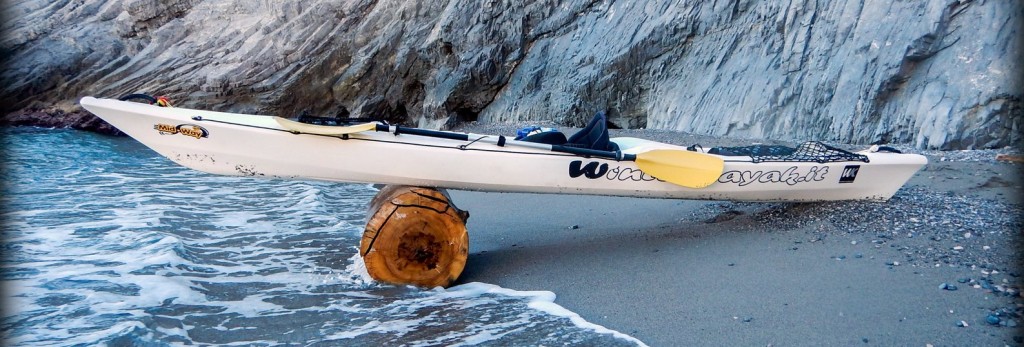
[448,124,1023,346]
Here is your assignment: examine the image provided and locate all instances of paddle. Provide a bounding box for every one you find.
[273,117,724,188]
[274,117,378,135]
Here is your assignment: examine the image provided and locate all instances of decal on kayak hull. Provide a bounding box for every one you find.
[717,166,828,186]
[840,165,860,183]
[569,161,608,179]
[155,123,209,139]
[569,160,660,182]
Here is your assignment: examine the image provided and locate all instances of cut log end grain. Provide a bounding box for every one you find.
[360,186,469,288]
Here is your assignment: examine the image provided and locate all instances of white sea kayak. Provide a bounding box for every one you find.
[80,96,927,202]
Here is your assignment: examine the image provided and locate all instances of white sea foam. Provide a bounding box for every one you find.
[2,128,645,346]
[344,253,376,286]
[451,283,650,347]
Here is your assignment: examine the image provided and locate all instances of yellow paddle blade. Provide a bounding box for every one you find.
[635,150,725,188]
[274,117,378,135]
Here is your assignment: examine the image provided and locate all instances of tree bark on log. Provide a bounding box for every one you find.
[360,186,469,288]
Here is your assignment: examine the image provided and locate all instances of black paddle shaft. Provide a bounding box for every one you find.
[380,124,636,161]
[550,144,636,161]
[383,124,469,141]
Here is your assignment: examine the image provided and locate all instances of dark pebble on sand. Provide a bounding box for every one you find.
[854,253,863,258]
[986,314,1001,325]
[939,283,948,290]
[957,278,970,283]
[743,317,753,322]
[569,225,579,229]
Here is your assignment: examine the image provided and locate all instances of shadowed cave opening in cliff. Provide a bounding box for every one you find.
[453,108,478,123]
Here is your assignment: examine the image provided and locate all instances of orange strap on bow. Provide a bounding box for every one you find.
[156,96,172,107]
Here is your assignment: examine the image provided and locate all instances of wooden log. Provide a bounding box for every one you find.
[995,154,1024,163]
[360,186,469,288]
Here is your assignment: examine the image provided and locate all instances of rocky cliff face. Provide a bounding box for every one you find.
[2,0,1020,149]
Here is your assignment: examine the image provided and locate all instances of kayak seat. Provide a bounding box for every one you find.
[521,130,568,145]
[565,111,616,151]
[518,111,618,151]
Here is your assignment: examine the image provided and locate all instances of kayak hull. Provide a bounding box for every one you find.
[80,97,927,202]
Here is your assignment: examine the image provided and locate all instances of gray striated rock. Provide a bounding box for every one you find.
[1,0,1020,149]
[0,108,123,136]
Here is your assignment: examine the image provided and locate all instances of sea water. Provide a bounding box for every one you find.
[0,128,643,346]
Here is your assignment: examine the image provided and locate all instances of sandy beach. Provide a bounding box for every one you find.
[449,124,1023,346]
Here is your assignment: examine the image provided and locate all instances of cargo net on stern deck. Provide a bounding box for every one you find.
[697,141,870,164]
